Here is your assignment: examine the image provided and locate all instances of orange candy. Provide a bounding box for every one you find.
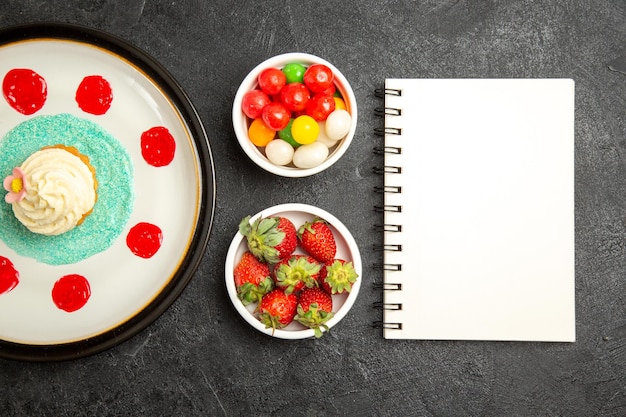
[333,96,346,111]
[248,118,275,147]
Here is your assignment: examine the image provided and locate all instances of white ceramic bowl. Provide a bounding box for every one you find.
[232,53,358,177]
[225,203,362,339]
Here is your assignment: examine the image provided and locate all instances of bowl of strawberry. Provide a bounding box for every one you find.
[225,203,362,339]
[232,53,357,177]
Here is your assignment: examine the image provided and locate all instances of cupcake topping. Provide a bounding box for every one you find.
[3,167,27,203]
[4,147,97,236]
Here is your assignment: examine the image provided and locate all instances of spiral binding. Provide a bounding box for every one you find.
[373,185,401,194]
[372,321,403,330]
[374,127,402,136]
[373,282,402,291]
[374,107,402,117]
[373,243,402,252]
[372,166,401,175]
[373,146,401,155]
[374,205,402,213]
[373,263,402,271]
[374,88,402,98]
[373,86,404,332]
[373,224,401,232]
[373,301,403,310]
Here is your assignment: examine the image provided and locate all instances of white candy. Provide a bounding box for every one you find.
[316,121,340,149]
[265,139,294,166]
[293,142,329,169]
[325,109,352,140]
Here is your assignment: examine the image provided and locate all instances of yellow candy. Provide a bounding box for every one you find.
[291,115,319,145]
[333,96,347,111]
[248,118,275,147]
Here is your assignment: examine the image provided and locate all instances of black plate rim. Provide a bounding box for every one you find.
[0,22,216,362]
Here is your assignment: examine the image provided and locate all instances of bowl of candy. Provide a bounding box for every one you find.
[232,53,357,177]
[224,203,362,339]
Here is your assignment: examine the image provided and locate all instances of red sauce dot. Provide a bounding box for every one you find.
[0,256,19,295]
[141,126,176,167]
[52,274,91,312]
[75,75,113,115]
[126,222,163,258]
[2,68,47,115]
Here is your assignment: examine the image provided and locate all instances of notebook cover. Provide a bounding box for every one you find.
[381,78,575,342]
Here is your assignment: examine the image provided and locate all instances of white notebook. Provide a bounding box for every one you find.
[378,78,575,342]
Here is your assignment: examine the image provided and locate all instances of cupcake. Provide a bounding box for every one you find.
[3,144,98,236]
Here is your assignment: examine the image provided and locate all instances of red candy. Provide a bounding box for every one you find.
[279,83,310,113]
[320,83,336,97]
[303,64,334,93]
[261,102,291,131]
[306,93,336,121]
[242,89,271,119]
[258,68,286,96]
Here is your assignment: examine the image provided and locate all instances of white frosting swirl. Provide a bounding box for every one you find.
[12,148,96,236]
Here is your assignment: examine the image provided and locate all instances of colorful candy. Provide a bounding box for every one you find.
[266,139,295,166]
[280,83,310,112]
[325,109,352,140]
[282,63,306,84]
[278,119,300,148]
[303,64,334,93]
[315,121,339,148]
[241,61,352,169]
[306,93,335,121]
[242,89,271,119]
[248,118,275,147]
[291,115,319,145]
[258,67,286,95]
[293,142,329,169]
[333,96,346,111]
[261,102,291,131]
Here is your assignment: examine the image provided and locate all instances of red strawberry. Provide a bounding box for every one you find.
[295,287,334,338]
[258,288,298,332]
[319,259,358,294]
[273,254,321,295]
[297,218,336,263]
[239,215,297,264]
[234,251,274,305]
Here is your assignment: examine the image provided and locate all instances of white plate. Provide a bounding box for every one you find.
[225,203,362,339]
[0,23,215,361]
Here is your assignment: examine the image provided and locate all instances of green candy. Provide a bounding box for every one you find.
[282,63,306,84]
[278,119,300,147]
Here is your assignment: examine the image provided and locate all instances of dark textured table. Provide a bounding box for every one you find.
[1,1,625,416]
